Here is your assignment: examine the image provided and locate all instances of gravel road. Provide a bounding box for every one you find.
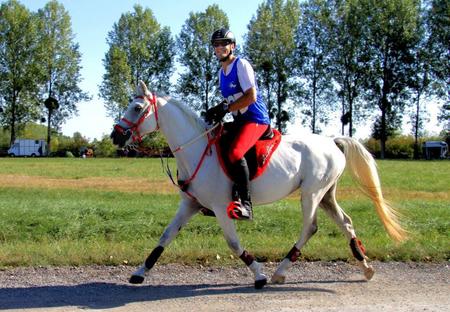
[0,261,448,312]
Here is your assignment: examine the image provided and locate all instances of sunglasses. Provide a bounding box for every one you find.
[213,41,231,48]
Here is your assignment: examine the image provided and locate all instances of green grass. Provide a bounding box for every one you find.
[0,158,171,180]
[0,158,448,267]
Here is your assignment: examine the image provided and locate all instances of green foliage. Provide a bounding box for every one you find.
[35,0,90,131]
[365,134,447,159]
[0,0,42,144]
[327,0,370,137]
[0,128,11,150]
[0,0,89,150]
[99,47,133,120]
[245,0,300,133]
[295,0,337,134]
[99,4,175,119]
[176,4,228,112]
[92,134,117,158]
[426,0,449,96]
[360,0,422,157]
[1,1,448,155]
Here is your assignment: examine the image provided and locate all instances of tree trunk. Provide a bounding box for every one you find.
[380,101,387,159]
[47,108,52,156]
[10,92,17,147]
[341,95,345,136]
[276,82,282,132]
[265,74,271,122]
[413,92,421,160]
[349,99,353,137]
[312,80,317,134]
[205,81,209,111]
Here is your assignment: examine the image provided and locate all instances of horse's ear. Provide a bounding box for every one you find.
[137,80,150,96]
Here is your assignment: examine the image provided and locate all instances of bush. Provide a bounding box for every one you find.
[385,136,415,159]
[93,135,116,157]
[364,135,447,159]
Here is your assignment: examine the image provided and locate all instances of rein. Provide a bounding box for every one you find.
[172,123,220,153]
[121,94,223,200]
[162,123,223,200]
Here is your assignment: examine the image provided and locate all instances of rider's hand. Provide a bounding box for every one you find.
[205,100,229,124]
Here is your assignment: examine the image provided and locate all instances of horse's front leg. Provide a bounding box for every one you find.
[129,196,200,284]
[214,207,268,289]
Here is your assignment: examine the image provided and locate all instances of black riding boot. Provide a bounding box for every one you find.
[229,158,253,220]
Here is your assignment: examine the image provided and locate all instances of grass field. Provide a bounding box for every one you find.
[0,158,448,267]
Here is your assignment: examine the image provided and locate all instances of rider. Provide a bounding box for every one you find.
[205,28,270,221]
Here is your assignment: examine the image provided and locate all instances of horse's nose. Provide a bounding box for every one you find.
[110,129,123,147]
[110,128,131,147]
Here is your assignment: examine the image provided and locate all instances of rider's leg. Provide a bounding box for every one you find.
[228,122,268,220]
[228,157,253,219]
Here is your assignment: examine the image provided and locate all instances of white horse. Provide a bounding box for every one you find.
[111,81,406,289]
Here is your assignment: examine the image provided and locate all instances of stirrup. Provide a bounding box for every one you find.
[226,201,253,221]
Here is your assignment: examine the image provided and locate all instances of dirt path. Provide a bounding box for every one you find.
[0,262,448,311]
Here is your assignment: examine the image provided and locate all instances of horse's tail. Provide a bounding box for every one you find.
[334,137,407,242]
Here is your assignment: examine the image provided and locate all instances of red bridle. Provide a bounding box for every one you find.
[114,93,158,143]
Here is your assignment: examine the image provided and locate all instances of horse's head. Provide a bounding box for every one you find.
[110,81,159,148]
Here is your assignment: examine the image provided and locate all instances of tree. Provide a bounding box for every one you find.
[0,0,41,145]
[360,0,421,158]
[35,0,90,154]
[245,0,300,133]
[294,0,336,134]
[426,0,450,127]
[327,0,369,137]
[176,5,229,112]
[99,5,175,120]
[92,134,116,157]
[406,3,433,159]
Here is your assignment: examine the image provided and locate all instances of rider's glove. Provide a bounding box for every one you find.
[205,100,229,124]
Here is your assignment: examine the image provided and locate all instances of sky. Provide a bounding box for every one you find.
[20,0,443,140]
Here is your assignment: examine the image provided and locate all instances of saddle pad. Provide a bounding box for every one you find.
[216,128,282,181]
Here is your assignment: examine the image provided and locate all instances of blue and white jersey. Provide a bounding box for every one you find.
[219,58,270,125]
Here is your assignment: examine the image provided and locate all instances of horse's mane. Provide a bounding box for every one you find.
[162,95,209,132]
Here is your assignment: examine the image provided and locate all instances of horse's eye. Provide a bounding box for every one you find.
[134,105,143,113]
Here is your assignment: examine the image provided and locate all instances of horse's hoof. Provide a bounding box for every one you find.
[255,277,267,289]
[271,274,286,284]
[129,275,145,284]
[364,266,375,280]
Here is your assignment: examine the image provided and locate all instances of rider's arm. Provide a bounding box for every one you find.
[227,87,257,112]
[226,59,257,112]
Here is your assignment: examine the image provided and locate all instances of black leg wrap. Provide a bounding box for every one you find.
[286,245,301,262]
[145,246,164,270]
[350,237,365,261]
[240,250,255,266]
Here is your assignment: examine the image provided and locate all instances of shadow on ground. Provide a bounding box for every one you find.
[0,281,344,310]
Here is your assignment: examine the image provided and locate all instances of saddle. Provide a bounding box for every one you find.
[215,123,282,181]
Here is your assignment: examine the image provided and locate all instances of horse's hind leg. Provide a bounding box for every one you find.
[271,191,321,284]
[319,184,374,280]
[129,197,200,284]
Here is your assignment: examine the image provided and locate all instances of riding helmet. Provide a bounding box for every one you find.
[211,28,236,45]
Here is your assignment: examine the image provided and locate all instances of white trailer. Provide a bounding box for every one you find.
[8,139,48,157]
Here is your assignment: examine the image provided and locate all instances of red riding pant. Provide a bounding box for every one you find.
[228,122,269,164]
